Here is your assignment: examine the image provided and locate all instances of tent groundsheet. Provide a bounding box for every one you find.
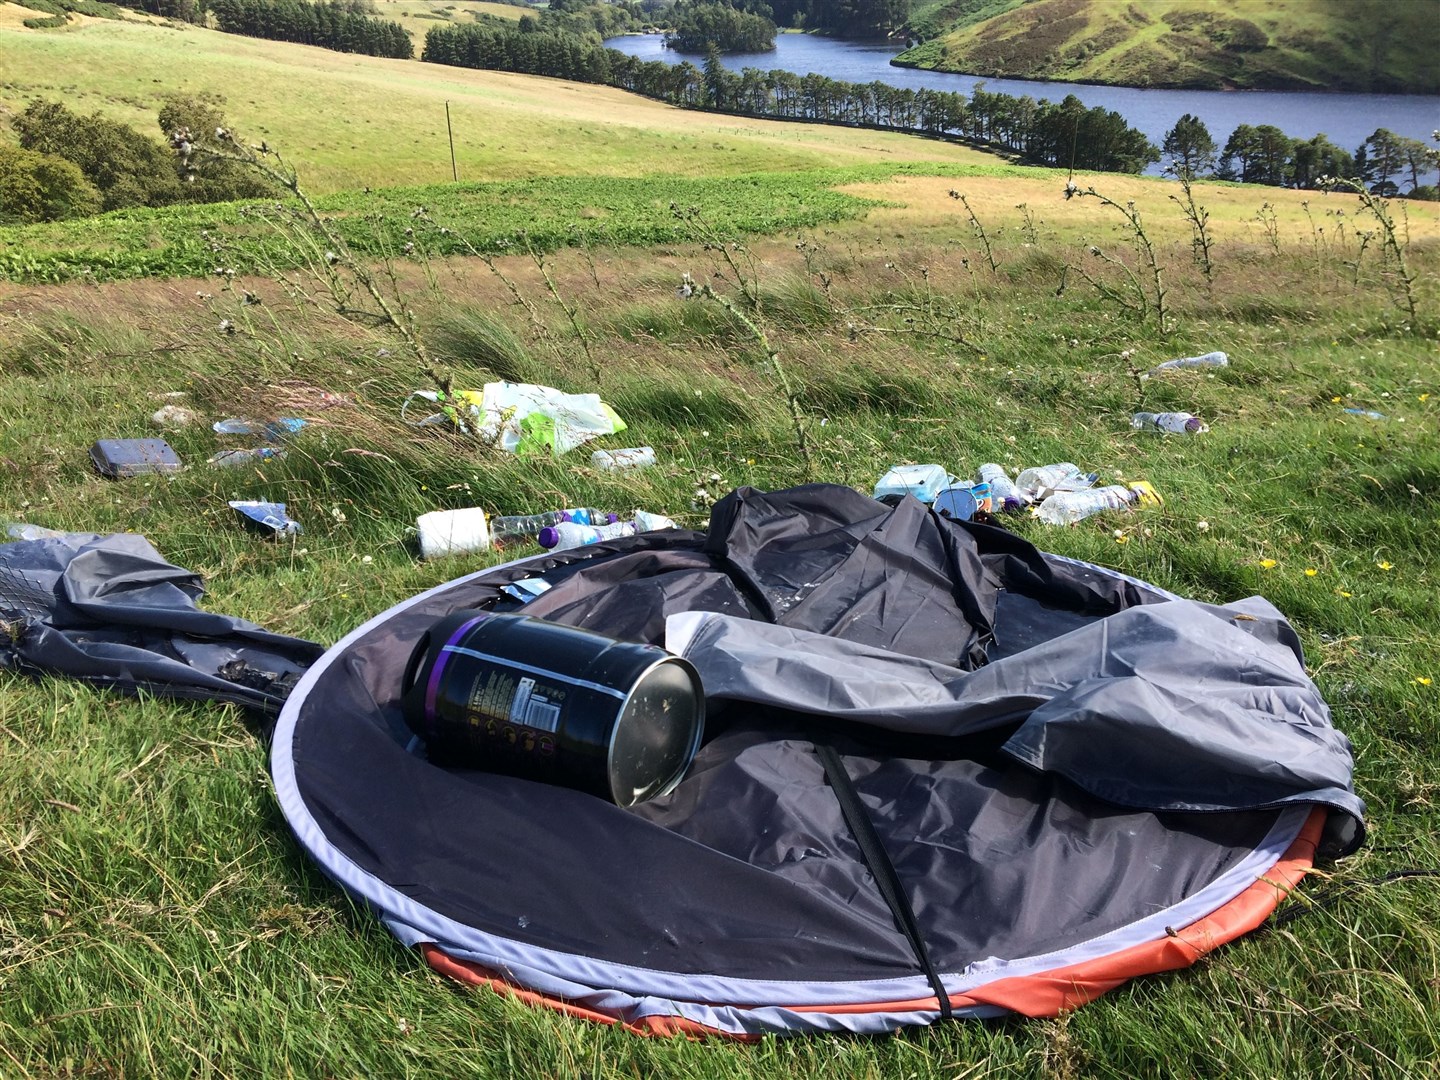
[274,485,1362,1037]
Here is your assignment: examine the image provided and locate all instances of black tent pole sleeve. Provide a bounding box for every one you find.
[816,743,953,1021]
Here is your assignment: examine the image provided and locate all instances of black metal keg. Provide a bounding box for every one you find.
[401,611,704,806]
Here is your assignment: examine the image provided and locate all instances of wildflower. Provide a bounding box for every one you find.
[1336,590,1352,598]
[361,555,373,564]
[1376,561,1394,570]
[1421,394,1431,402]
[1331,396,1342,403]
[1415,677,1432,687]
[1196,520,1210,532]
[218,319,234,335]
[1258,559,1277,569]
[1304,568,1318,577]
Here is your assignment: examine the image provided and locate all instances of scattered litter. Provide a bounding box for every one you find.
[1015,462,1098,504]
[1035,481,1162,526]
[403,382,626,455]
[229,500,302,537]
[977,464,1024,511]
[538,510,678,551]
[1343,408,1388,420]
[151,404,200,429]
[90,439,184,478]
[5,523,67,541]
[873,464,955,504]
[933,486,979,521]
[209,448,285,468]
[214,417,307,440]
[591,446,656,472]
[1147,351,1228,376]
[1132,411,1208,434]
[416,507,490,559]
[491,508,615,550]
[501,578,554,604]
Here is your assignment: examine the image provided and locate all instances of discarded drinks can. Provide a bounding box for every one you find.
[401,611,705,806]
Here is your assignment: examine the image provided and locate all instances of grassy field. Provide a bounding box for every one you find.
[0,16,996,194]
[900,0,1440,93]
[2,14,1440,1077]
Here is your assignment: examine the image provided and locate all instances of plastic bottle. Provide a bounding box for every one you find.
[976,464,1023,511]
[591,446,656,472]
[1147,351,1228,375]
[1015,463,1098,501]
[1034,482,1162,526]
[538,520,639,550]
[631,510,678,532]
[208,447,286,468]
[1131,412,1208,434]
[872,464,955,503]
[490,508,614,549]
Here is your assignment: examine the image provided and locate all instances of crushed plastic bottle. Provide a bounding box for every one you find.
[490,508,614,549]
[1015,462,1098,502]
[1342,408,1387,420]
[1131,412,1208,434]
[873,464,954,504]
[209,447,286,468]
[1147,351,1228,376]
[976,464,1023,511]
[591,446,656,471]
[631,510,679,532]
[1034,481,1162,526]
[5,523,68,541]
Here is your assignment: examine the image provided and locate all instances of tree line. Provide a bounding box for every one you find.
[1163,114,1439,196]
[1,97,273,224]
[420,22,1159,174]
[209,0,412,60]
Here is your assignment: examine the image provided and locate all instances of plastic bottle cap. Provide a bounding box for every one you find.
[537,527,560,549]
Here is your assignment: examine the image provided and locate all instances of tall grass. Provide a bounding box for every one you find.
[1,166,1438,1077]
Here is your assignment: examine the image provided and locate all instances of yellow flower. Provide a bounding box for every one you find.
[1415,677,1432,686]
[1331,396,1342,403]
[1259,559,1277,569]
[1336,589,1353,598]
[1114,535,1130,545]
[1421,393,1431,402]
[1376,561,1394,571]
[1304,568,1318,577]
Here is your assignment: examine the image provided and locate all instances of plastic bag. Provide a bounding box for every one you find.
[403,382,626,456]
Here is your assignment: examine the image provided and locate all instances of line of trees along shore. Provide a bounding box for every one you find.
[420,23,1160,174]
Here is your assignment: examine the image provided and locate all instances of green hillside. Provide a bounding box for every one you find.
[900,0,1440,93]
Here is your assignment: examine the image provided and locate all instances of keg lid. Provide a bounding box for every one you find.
[608,658,704,806]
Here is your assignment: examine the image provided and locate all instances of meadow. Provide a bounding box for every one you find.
[2,15,1440,1080]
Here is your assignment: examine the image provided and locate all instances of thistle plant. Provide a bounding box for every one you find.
[949,190,999,273]
[1167,170,1215,293]
[173,126,455,403]
[1319,176,1421,328]
[1064,182,1170,333]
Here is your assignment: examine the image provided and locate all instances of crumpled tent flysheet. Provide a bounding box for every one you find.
[273,484,1364,1038]
[0,529,323,716]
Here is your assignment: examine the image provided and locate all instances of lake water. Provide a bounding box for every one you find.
[605,34,1440,179]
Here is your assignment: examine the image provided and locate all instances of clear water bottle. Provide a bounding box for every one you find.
[1131,412,1207,434]
[1148,351,1228,374]
[491,508,612,549]
[1015,462,1098,501]
[1034,481,1162,525]
[538,520,639,550]
[209,447,286,468]
[976,464,1023,511]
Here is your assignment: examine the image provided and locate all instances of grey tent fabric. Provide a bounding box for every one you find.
[0,529,323,716]
[666,599,1363,840]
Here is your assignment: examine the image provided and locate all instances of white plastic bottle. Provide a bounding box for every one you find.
[1148,351,1228,374]
[1015,462,1097,501]
[1034,486,1136,525]
[976,464,1023,510]
[1131,412,1207,434]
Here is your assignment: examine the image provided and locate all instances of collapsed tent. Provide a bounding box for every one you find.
[274,484,1364,1038]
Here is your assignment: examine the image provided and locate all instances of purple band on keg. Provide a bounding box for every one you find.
[424,612,490,728]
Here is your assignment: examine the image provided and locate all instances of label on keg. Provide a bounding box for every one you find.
[462,667,565,755]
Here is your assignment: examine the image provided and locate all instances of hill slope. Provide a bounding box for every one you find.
[899,0,1440,93]
[0,17,995,194]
